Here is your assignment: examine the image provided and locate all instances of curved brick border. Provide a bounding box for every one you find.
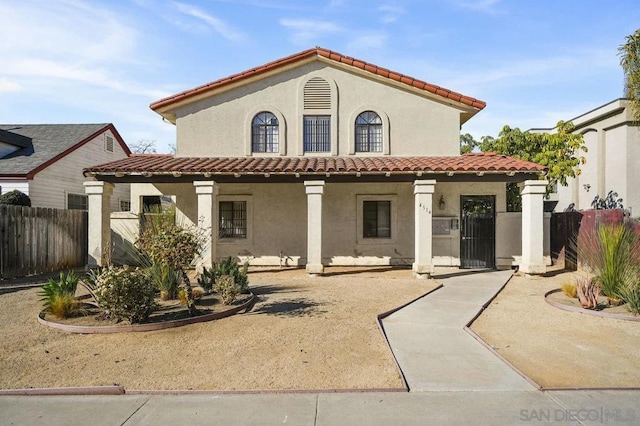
[544,289,640,322]
[37,293,255,334]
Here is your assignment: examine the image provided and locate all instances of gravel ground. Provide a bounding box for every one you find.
[0,267,436,391]
[471,269,640,388]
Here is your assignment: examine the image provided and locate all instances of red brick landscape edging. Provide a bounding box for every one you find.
[544,289,640,322]
[37,293,256,334]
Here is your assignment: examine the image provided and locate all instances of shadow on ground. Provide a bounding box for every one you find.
[248,298,328,317]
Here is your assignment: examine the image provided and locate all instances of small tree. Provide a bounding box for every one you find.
[135,207,205,315]
[129,139,157,154]
[480,121,586,211]
[0,189,31,206]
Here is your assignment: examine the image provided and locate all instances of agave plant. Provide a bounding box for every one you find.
[575,276,600,309]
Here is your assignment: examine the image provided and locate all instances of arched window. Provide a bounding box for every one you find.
[252,112,279,153]
[355,111,382,152]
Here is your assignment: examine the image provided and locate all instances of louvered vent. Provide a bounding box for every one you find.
[304,77,331,110]
[105,135,114,152]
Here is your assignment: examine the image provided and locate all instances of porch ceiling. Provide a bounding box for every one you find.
[84,153,545,184]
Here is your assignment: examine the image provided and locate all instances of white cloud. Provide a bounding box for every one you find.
[173,2,247,42]
[347,33,388,50]
[455,0,505,14]
[279,18,344,44]
[379,4,405,24]
[0,78,21,93]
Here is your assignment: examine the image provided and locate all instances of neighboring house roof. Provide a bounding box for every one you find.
[150,47,486,121]
[0,128,32,149]
[85,153,545,178]
[0,123,131,179]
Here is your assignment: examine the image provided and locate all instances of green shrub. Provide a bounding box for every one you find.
[618,280,640,314]
[197,266,215,292]
[0,189,31,206]
[40,270,79,314]
[94,266,157,323]
[213,275,241,305]
[211,257,249,294]
[149,264,181,300]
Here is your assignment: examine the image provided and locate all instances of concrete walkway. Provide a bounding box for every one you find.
[2,390,640,425]
[382,268,533,391]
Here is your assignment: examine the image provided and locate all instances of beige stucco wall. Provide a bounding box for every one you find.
[496,212,551,267]
[173,62,463,158]
[32,129,129,211]
[122,180,544,268]
[549,100,640,215]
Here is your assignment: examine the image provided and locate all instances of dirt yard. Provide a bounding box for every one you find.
[0,267,436,391]
[471,269,640,388]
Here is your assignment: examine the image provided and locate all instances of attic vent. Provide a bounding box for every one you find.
[304,77,331,110]
[105,135,114,152]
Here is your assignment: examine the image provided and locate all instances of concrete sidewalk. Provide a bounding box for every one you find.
[2,390,639,425]
[382,268,533,391]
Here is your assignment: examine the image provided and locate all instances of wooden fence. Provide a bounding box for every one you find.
[0,205,87,279]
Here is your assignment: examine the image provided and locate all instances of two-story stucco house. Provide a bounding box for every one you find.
[533,99,640,215]
[84,48,549,276]
[0,123,130,212]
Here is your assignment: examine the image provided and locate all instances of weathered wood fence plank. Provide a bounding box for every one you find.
[0,205,88,279]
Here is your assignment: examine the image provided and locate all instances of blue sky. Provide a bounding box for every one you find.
[1,0,639,153]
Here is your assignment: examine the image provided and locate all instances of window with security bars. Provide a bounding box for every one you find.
[363,201,391,238]
[219,201,247,238]
[252,112,279,153]
[303,115,331,152]
[67,193,88,210]
[355,111,383,152]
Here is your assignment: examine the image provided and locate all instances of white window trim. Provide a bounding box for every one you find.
[349,107,390,155]
[297,73,338,156]
[217,195,253,245]
[356,194,397,245]
[244,107,287,156]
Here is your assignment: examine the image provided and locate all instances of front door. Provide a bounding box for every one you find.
[460,195,496,269]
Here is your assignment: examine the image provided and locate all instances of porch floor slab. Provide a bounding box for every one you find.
[382,268,533,392]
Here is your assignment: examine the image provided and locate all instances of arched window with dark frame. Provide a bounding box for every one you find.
[252,112,279,153]
[355,111,383,152]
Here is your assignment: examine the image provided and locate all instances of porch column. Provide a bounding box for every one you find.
[413,180,436,278]
[520,180,548,274]
[304,180,325,275]
[194,181,218,269]
[84,181,114,267]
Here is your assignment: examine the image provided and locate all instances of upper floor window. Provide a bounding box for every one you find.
[303,115,331,152]
[355,111,383,152]
[252,112,279,153]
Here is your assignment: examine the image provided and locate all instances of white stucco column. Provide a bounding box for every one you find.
[520,180,548,275]
[413,180,436,278]
[194,181,218,269]
[84,181,114,267]
[304,180,325,275]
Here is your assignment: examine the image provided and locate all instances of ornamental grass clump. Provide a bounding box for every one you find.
[94,266,157,323]
[578,223,640,303]
[39,270,85,319]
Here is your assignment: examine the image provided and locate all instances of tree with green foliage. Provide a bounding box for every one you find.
[0,189,31,206]
[477,121,586,211]
[619,29,640,122]
[460,133,479,154]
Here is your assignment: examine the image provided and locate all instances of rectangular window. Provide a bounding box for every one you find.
[219,201,247,238]
[363,201,391,238]
[303,115,331,152]
[67,193,88,210]
[120,200,131,212]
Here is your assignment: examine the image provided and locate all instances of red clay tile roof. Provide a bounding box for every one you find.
[84,153,545,177]
[150,47,486,112]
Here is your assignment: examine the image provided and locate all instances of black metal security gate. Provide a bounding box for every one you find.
[460,195,496,269]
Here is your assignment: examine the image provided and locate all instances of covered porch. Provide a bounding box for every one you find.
[83,154,548,277]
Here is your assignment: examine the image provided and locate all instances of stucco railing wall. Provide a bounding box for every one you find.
[496,212,551,268]
[110,212,140,265]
